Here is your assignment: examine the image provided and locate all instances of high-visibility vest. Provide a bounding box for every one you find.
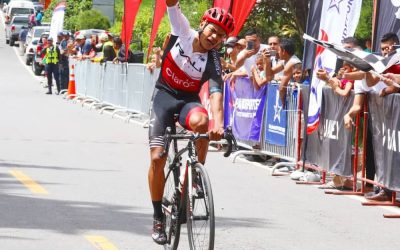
[102,41,114,54]
[45,47,59,64]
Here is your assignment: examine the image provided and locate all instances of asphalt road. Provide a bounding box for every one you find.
[0,15,400,250]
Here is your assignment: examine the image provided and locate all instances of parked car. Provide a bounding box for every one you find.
[32,31,48,75]
[5,14,29,46]
[4,0,34,24]
[32,1,42,12]
[74,29,105,39]
[24,25,50,65]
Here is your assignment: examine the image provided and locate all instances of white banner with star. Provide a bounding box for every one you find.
[307,0,362,134]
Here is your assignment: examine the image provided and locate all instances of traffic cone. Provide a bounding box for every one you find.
[67,64,76,99]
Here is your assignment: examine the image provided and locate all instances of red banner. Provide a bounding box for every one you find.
[231,0,256,36]
[213,0,231,11]
[44,0,51,9]
[147,0,167,62]
[121,0,143,61]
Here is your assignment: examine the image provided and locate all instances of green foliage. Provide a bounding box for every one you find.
[243,0,309,58]
[355,0,373,41]
[110,0,211,56]
[76,9,111,30]
[44,0,92,31]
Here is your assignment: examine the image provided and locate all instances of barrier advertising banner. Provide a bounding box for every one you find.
[223,77,266,142]
[368,93,400,192]
[307,0,362,134]
[306,87,354,176]
[265,84,287,146]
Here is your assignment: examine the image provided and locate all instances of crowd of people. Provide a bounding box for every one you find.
[144,28,400,203]
[37,30,135,95]
[146,29,309,93]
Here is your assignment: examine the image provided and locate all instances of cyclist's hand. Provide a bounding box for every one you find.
[208,127,224,141]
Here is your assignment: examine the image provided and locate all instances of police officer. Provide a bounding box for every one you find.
[59,32,69,91]
[42,37,61,94]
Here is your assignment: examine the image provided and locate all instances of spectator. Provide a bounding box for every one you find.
[291,63,310,85]
[251,54,268,89]
[267,35,284,81]
[264,38,301,104]
[365,32,400,96]
[220,37,246,73]
[29,10,36,27]
[41,37,61,95]
[225,29,268,82]
[36,10,43,26]
[112,37,123,63]
[341,33,399,200]
[364,38,372,53]
[92,33,114,62]
[73,34,92,59]
[316,61,354,97]
[59,32,70,91]
[18,26,28,56]
[101,33,115,62]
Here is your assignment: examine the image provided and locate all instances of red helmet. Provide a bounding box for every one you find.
[202,7,235,36]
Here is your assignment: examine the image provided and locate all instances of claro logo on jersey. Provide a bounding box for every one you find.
[165,67,195,88]
[162,53,201,92]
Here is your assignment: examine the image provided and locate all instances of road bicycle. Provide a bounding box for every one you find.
[161,126,237,250]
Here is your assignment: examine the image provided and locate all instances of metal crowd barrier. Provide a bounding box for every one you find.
[71,59,159,124]
[231,84,303,174]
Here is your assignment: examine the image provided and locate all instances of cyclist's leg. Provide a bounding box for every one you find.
[148,89,180,244]
[178,103,209,164]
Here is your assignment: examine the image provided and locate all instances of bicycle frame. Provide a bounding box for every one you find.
[167,137,199,216]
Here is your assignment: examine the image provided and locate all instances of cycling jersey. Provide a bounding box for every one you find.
[155,4,223,97]
[149,3,224,147]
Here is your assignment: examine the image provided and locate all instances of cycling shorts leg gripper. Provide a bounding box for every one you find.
[149,136,165,149]
[178,103,208,131]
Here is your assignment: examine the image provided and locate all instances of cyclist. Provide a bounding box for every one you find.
[148,0,235,245]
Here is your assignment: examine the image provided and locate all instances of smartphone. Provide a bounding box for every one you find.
[269,50,277,57]
[247,41,255,50]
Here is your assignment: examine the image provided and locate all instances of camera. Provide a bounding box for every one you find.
[269,50,277,57]
[246,41,255,50]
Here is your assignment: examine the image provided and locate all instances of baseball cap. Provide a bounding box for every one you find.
[57,31,63,36]
[75,34,85,40]
[99,33,109,42]
[225,36,239,47]
[47,37,53,42]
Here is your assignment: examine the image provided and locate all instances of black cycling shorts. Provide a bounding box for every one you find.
[148,89,208,148]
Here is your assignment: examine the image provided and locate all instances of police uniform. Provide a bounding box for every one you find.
[42,38,61,94]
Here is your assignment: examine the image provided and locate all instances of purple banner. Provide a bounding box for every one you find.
[224,77,267,142]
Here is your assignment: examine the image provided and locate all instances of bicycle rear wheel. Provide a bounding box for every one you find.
[187,163,215,250]
[162,153,181,249]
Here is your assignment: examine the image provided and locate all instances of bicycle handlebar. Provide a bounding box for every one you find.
[159,126,237,158]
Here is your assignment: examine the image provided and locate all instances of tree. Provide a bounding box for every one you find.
[76,9,111,30]
[242,0,309,57]
[44,0,92,31]
[354,0,373,44]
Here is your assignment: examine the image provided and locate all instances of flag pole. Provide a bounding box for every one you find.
[371,0,379,51]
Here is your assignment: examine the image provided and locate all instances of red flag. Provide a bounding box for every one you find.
[121,0,143,61]
[147,0,167,62]
[231,0,256,36]
[213,0,231,11]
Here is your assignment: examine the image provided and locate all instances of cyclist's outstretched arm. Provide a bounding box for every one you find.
[167,0,191,37]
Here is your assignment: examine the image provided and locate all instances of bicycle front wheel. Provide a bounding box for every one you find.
[187,163,215,250]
